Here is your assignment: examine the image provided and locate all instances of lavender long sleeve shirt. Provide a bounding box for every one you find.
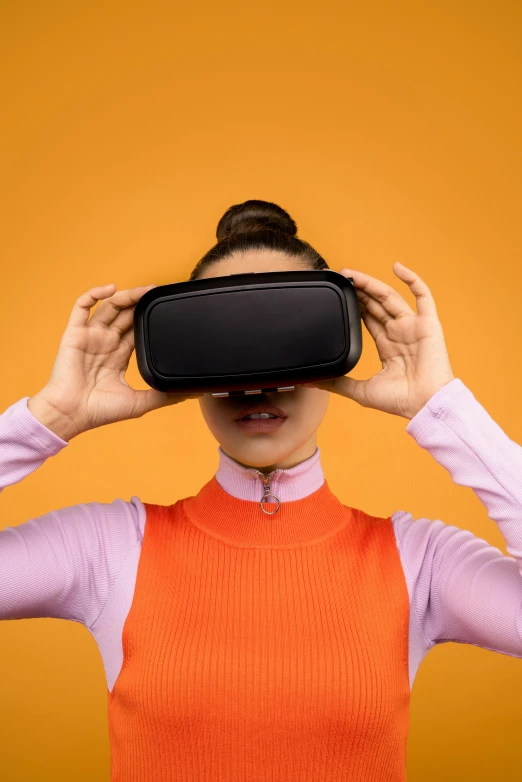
[1,378,522,693]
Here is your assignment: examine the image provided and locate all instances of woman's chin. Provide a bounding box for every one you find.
[221,441,291,470]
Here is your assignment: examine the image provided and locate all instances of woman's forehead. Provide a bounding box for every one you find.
[196,251,305,278]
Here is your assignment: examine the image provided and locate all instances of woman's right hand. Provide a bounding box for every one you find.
[27,283,203,441]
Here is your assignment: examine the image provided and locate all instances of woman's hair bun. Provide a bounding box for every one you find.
[216,199,298,242]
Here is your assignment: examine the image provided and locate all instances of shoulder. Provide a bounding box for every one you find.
[390,509,471,582]
[389,509,481,641]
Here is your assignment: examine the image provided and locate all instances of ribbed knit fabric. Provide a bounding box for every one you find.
[107,474,411,781]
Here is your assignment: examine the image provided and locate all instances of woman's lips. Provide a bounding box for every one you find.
[232,399,289,431]
[234,416,287,432]
[233,402,288,420]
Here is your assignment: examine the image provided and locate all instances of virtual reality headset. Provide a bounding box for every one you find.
[134,269,362,397]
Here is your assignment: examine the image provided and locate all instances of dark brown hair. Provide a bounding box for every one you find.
[188,199,330,280]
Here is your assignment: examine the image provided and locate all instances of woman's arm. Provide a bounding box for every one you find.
[395,378,522,656]
[1,281,197,628]
[0,396,143,627]
[0,395,70,486]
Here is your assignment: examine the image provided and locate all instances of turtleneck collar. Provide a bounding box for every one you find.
[180,444,351,548]
[215,444,325,504]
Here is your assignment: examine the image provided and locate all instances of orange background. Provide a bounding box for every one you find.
[1,1,522,779]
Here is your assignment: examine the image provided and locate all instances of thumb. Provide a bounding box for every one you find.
[131,389,192,418]
[324,374,371,407]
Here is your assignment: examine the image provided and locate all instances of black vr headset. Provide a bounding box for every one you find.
[134,269,363,397]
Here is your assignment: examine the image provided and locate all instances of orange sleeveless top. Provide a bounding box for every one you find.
[107,475,410,780]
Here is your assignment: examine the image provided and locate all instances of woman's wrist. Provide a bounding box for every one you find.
[27,392,83,442]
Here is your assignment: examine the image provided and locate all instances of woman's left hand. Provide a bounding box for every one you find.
[301,262,456,421]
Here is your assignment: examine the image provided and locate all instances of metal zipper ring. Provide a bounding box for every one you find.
[260,495,281,515]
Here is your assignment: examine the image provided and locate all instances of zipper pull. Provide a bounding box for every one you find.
[259,471,281,515]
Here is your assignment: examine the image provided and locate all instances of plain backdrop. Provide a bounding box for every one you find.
[1,1,521,779]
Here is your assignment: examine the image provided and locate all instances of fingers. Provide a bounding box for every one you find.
[67,284,157,330]
[340,263,438,321]
[114,279,183,340]
[67,284,117,328]
[359,305,387,343]
[392,262,438,318]
[356,291,396,329]
[340,267,416,319]
[120,324,135,353]
[88,284,158,329]
[110,300,143,336]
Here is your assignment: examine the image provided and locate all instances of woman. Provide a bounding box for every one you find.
[1,199,521,781]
